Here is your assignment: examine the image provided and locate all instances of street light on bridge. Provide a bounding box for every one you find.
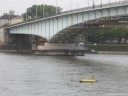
[109,0,111,5]
[70,0,72,10]
[101,0,102,8]
[92,0,95,9]
[77,0,78,9]
[43,2,45,17]
[56,0,58,14]
[26,9,28,21]
[88,0,89,7]
[36,5,38,18]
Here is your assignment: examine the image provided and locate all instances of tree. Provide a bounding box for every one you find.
[22,4,62,21]
[0,23,9,28]
[87,26,128,44]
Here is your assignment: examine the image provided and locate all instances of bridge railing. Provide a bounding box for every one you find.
[61,0,127,15]
[8,0,128,27]
[26,0,128,21]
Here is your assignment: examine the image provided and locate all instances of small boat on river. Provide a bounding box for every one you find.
[80,75,97,83]
[80,79,97,83]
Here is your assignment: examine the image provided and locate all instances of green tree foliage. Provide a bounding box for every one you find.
[0,23,9,28]
[87,27,128,44]
[22,4,62,21]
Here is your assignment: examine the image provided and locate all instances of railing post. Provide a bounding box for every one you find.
[109,0,111,7]
[92,0,95,9]
[100,0,102,8]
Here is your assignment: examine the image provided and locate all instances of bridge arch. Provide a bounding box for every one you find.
[7,1,128,41]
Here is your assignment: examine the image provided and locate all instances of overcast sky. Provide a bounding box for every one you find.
[0,0,120,16]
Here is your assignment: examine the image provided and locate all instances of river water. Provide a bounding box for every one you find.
[0,52,128,96]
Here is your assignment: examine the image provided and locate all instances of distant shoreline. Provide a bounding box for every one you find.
[98,51,128,55]
[0,50,128,56]
[86,44,128,52]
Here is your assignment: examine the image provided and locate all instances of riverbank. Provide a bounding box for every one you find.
[0,43,88,56]
[97,51,128,55]
[0,44,128,55]
[86,44,128,52]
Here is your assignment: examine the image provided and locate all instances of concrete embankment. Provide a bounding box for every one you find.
[0,43,88,56]
[0,44,33,54]
[98,51,128,54]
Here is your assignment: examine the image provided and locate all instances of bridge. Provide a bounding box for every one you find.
[5,0,128,55]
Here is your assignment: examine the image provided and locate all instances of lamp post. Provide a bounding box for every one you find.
[43,4,45,17]
[70,0,72,10]
[88,0,89,7]
[101,0,102,8]
[56,0,58,14]
[9,12,11,25]
[92,0,95,9]
[109,0,111,6]
[77,0,78,9]
[26,9,28,21]
[36,5,38,18]
[43,4,44,17]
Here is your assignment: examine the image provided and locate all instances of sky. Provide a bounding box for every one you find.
[0,0,121,16]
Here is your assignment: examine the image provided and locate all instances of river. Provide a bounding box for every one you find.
[0,52,128,96]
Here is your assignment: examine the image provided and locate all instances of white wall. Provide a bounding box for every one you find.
[0,28,5,44]
[0,19,9,27]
